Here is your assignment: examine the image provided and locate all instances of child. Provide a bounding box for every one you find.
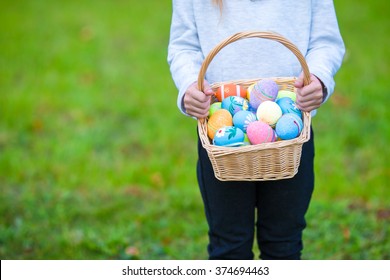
[168,0,345,260]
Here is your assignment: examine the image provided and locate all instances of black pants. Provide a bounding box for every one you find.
[197,128,315,260]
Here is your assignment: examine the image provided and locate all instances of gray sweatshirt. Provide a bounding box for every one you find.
[167,0,345,116]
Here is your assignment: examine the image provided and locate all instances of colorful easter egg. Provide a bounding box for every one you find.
[275,113,303,140]
[207,109,233,140]
[246,83,255,100]
[256,101,282,127]
[221,96,249,116]
[247,102,257,114]
[232,110,257,133]
[209,102,222,117]
[276,97,302,118]
[249,79,279,110]
[277,90,296,102]
[213,126,245,147]
[215,83,247,102]
[246,121,276,144]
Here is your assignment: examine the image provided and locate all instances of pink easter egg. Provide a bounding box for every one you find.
[246,121,276,145]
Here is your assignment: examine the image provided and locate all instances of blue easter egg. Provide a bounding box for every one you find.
[221,96,249,116]
[275,113,303,140]
[247,102,257,113]
[213,126,245,147]
[276,97,302,118]
[232,110,257,133]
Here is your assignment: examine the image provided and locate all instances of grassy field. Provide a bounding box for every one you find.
[0,0,389,260]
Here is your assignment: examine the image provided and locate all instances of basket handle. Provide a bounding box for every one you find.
[197,31,311,92]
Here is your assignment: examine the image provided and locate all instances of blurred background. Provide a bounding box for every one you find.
[0,0,389,259]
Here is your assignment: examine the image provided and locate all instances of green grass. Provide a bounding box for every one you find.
[0,0,389,260]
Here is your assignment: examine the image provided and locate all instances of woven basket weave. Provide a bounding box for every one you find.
[197,31,311,181]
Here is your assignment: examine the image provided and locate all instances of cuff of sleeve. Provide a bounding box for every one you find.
[315,75,328,103]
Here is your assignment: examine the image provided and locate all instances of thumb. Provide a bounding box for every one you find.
[203,80,215,96]
[294,72,304,88]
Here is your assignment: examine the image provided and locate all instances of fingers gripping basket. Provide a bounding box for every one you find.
[197,31,312,181]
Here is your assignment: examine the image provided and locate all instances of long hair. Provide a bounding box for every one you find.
[213,0,223,11]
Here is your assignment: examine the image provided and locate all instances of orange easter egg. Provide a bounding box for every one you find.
[207,109,233,140]
[215,83,247,102]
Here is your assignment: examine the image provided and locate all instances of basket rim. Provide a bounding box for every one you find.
[209,76,298,89]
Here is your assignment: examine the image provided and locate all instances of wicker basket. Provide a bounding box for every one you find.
[197,31,312,181]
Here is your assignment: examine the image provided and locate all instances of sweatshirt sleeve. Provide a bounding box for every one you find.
[306,0,345,103]
[167,0,204,115]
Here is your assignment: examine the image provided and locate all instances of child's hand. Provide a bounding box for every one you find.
[183,80,214,119]
[294,73,324,112]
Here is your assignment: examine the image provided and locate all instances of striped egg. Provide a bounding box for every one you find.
[215,83,247,102]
